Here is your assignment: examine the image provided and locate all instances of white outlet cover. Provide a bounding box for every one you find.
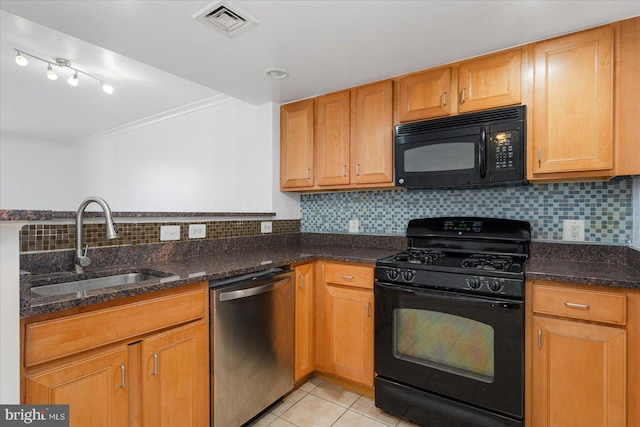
[562,219,585,241]
[160,225,181,241]
[348,219,359,233]
[261,221,272,233]
[188,224,206,239]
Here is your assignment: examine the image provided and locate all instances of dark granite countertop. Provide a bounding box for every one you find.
[23,243,398,318]
[21,236,640,319]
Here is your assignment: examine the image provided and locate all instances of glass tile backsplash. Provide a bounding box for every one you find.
[301,177,634,244]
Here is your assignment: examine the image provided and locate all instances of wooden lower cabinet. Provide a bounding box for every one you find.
[294,263,315,382]
[25,346,130,427]
[23,283,209,427]
[526,280,639,427]
[316,262,374,388]
[531,316,626,426]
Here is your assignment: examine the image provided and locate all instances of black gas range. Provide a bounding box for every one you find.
[375,216,530,299]
[374,217,531,427]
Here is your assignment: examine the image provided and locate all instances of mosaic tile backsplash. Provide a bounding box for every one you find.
[20,220,300,253]
[301,178,634,244]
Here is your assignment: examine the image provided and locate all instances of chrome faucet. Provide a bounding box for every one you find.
[75,196,119,273]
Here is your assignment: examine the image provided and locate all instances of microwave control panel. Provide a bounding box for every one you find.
[490,131,519,170]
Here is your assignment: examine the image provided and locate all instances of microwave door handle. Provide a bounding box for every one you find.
[479,127,487,179]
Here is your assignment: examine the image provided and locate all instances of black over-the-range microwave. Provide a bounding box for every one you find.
[394,105,527,189]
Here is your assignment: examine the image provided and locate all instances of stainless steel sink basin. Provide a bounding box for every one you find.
[32,270,174,297]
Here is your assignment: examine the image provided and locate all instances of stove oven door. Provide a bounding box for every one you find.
[374,281,523,421]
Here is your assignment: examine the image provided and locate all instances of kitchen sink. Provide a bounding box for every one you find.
[32,269,175,297]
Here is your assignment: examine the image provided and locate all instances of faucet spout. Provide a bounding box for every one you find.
[75,196,118,274]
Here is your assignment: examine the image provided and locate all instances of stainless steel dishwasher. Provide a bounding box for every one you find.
[210,268,294,426]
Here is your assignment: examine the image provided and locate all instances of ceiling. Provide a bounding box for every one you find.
[1,1,638,145]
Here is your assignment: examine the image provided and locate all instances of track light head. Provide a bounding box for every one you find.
[15,51,28,66]
[68,71,79,87]
[46,63,58,80]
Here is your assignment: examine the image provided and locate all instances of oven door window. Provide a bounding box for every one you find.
[394,309,494,383]
[403,142,475,172]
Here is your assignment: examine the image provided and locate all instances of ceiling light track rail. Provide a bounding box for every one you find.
[14,48,114,94]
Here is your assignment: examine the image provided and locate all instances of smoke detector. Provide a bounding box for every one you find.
[193,0,259,38]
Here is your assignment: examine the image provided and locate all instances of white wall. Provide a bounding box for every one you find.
[0,98,301,218]
[0,137,75,210]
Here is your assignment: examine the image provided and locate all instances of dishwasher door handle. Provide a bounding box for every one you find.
[219,278,288,302]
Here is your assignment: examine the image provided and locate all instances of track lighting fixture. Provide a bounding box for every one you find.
[14,48,114,94]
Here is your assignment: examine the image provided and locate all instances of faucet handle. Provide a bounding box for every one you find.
[77,244,91,268]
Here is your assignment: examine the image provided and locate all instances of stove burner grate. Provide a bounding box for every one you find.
[461,254,515,271]
[393,250,445,264]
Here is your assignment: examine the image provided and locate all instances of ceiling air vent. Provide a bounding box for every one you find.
[193,0,259,38]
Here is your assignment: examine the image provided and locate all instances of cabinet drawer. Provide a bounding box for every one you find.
[532,284,626,325]
[324,263,373,290]
[25,285,207,367]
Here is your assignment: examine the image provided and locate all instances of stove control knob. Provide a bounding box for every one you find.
[469,278,481,289]
[402,270,415,282]
[489,280,502,292]
[387,269,399,280]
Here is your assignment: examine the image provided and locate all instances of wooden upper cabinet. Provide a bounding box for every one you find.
[396,66,452,122]
[280,99,314,190]
[315,90,351,186]
[531,25,614,176]
[350,80,394,185]
[458,49,522,113]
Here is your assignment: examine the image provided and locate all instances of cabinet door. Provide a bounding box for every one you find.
[323,284,374,386]
[142,320,209,427]
[25,346,129,427]
[396,67,452,122]
[351,80,394,186]
[280,99,314,189]
[315,90,351,186]
[295,264,315,381]
[532,26,614,175]
[532,316,626,427]
[458,49,522,113]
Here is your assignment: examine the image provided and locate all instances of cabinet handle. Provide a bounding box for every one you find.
[306,168,311,180]
[460,88,466,104]
[119,364,126,388]
[299,275,304,289]
[366,302,371,317]
[151,353,158,376]
[441,92,447,107]
[342,164,347,177]
[537,146,542,165]
[565,302,590,310]
[355,163,360,176]
[537,330,542,350]
[341,275,354,280]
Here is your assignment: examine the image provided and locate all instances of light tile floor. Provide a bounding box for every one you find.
[248,377,422,427]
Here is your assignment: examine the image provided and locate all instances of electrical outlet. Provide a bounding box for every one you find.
[160,225,181,241]
[563,219,585,241]
[261,221,272,233]
[348,219,359,233]
[188,224,206,239]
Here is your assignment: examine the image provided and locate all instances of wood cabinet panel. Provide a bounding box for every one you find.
[458,49,522,113]
[350,80,394,185]
[280,99,314,189]
[142,320,209,427]
[531,316,626,427]
[533,284,626,325]
[324,262,373,290]
[532,25,614,175]
[294,264,315,381]
[396,67,452,122]
[25,286,206,367]
[25,346,130,427]
[323,284,374,387]
[315,91,351,186]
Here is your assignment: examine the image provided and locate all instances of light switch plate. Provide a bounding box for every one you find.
[160,225,181,241]
[188,224,206,239]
